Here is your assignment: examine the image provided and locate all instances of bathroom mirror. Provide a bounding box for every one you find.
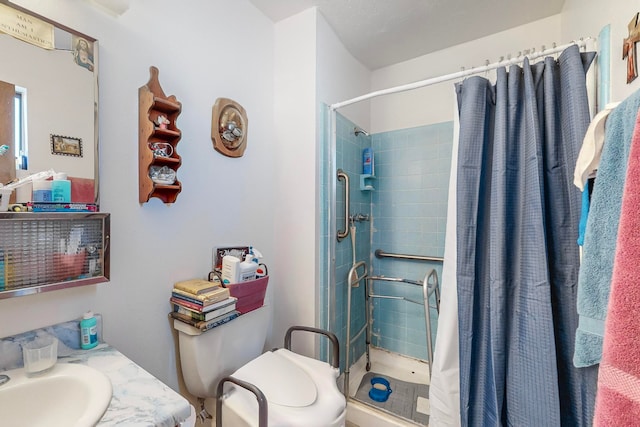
[0,0,99,205]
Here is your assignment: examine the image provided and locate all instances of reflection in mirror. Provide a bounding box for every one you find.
[0,0,98,205]
[0,2,106,299]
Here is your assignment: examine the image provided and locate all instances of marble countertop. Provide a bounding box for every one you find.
[62,344,192,427]
[0,316,192,427]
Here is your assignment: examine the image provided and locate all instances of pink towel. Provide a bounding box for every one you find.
[594,108,640,425]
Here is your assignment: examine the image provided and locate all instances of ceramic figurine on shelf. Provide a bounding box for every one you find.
[155,115,170,130]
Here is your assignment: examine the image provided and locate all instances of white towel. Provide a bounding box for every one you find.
[574,102,620,190]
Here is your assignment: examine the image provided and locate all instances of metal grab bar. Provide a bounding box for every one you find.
[367,269,440,377]
[344,260,367,398]
[284,326,340,369]
[422,269,439,377]
[375,248,443,262]
[216,376,268,427]
[337,169,350,241]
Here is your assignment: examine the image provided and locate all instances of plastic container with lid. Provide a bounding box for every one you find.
[221,255,241,284]
[32,179,52,202]
[51,172,71,202]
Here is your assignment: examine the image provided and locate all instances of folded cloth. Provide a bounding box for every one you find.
[577,179,592,246]
[593,106,640,425]
[574,91,640,368]
[574,102,620,191]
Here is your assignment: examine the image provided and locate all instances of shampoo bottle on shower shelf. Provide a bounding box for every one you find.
[363,147,374,175]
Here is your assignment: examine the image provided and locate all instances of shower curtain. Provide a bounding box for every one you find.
[455,45,598,426]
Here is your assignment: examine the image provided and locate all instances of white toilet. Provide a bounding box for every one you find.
[174,305,346,426]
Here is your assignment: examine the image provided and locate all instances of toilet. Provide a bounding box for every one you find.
[174,305,346,426]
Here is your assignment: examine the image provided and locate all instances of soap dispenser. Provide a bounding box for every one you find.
[238,254,258,282]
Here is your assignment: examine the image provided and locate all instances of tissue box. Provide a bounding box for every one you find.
[225,276,269,314]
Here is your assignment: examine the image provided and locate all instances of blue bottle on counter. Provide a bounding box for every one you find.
[80,311,98,349]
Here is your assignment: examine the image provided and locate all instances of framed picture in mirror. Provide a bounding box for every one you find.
[51,134,83,157]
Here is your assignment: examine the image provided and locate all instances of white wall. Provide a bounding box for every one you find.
[271,8,370,357]
[316,11,371,131]
[0,0,275,394]
[370,15,562,133]
[561,0,640,102]
[272,8,318,356]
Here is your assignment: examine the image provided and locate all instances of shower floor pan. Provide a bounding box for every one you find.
[343,346,430,427]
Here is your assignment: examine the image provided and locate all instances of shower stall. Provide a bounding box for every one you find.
[320,108,453,425]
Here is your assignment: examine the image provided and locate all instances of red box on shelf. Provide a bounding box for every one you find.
[225,276,269,314]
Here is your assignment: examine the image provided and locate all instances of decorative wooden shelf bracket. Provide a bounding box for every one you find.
[138,66,183,204]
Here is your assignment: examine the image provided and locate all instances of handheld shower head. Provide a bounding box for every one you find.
[354,127,369,137]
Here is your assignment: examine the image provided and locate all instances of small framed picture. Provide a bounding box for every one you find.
[51,134,82,157]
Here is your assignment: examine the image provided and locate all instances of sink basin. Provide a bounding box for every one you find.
[0,362,112,427]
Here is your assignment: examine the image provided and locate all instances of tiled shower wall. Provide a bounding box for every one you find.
[370,122,452,360]
[320,108,453,367]
[334,113,371,369]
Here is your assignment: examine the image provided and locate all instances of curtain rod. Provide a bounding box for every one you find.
[330,38,592,111]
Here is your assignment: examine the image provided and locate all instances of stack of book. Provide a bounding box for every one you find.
[29,202,99,212]
[169,279,239,331]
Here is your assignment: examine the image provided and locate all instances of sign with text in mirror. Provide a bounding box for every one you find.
[0,3,53,49]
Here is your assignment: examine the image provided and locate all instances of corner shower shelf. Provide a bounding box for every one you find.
[360,174,375,191]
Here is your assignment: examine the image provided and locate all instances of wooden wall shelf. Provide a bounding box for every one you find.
[138,66,182,204]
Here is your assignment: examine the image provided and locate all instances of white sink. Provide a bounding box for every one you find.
[0,362,112,427]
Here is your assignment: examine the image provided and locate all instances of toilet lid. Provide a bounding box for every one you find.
[232,351,318,407]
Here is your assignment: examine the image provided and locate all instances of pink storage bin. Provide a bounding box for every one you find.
[225,275,269,314]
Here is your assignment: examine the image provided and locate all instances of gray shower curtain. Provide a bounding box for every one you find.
[455,45,598,426]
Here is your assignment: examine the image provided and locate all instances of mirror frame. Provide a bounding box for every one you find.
[0,2,106,299]
[0,0,99,206]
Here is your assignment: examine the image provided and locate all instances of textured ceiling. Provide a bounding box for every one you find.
[248,0,566,70]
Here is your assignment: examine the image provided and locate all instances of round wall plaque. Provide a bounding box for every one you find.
[211,98,248,158]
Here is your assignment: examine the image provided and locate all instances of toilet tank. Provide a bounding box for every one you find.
[174,305,271,398]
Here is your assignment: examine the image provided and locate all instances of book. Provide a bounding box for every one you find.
[173,301,236,321]
[171,286,230,305]
[170,296,237,313]
[170,310,240,331]
[29,202,98,212]
[173,278,219,295]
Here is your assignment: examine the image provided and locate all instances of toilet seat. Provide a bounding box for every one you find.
[232,350,318,407]
[222,349,346,426]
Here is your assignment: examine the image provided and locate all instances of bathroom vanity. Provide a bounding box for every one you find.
[0,318,192,426]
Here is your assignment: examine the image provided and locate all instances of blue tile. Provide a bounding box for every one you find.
[328,119,453,364]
